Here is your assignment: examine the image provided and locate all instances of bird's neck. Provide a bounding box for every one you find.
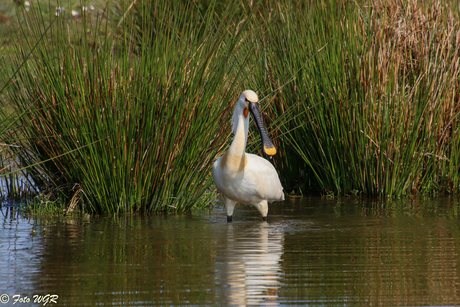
[228,111,248,158]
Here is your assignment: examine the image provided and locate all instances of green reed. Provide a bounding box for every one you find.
[246,0,460,196]
[2,0,460,214]
[2,0,249,213]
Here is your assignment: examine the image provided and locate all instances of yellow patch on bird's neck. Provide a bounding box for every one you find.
[220,152,248,173]
[243,108,249,118]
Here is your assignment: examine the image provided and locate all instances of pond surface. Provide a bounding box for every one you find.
[1,197,460,306]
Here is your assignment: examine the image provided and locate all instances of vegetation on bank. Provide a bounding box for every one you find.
[1,0,459,214]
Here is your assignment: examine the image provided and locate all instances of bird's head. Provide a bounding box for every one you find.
[234,90,277,156]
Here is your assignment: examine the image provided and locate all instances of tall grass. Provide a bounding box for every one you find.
[2,0,249,213]
[246,0,460,197]
[2,0,460,214]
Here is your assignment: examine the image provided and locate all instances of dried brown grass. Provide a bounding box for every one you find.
[364,0,460,95]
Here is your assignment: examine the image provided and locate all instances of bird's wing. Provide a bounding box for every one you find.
[244,153,284,202]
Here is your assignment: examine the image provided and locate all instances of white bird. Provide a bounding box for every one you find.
[213,90,285,222]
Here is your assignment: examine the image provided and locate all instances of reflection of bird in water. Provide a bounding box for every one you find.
[213,90,284,222]
[216,222,284,306]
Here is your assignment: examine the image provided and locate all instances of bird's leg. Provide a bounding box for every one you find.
[225,198,237,223]
[255,200,269,221]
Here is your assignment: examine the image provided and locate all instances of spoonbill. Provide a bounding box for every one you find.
[212,90,284,222]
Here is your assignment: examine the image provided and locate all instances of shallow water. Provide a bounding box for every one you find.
[1,197,460,306]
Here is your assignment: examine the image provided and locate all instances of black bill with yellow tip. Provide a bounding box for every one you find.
[248,102,277,156]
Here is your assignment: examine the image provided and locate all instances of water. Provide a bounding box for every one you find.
[1,197,460,306]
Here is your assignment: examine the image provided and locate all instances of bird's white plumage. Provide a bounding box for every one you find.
[213,90,284,221]
[213,153,284,204]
